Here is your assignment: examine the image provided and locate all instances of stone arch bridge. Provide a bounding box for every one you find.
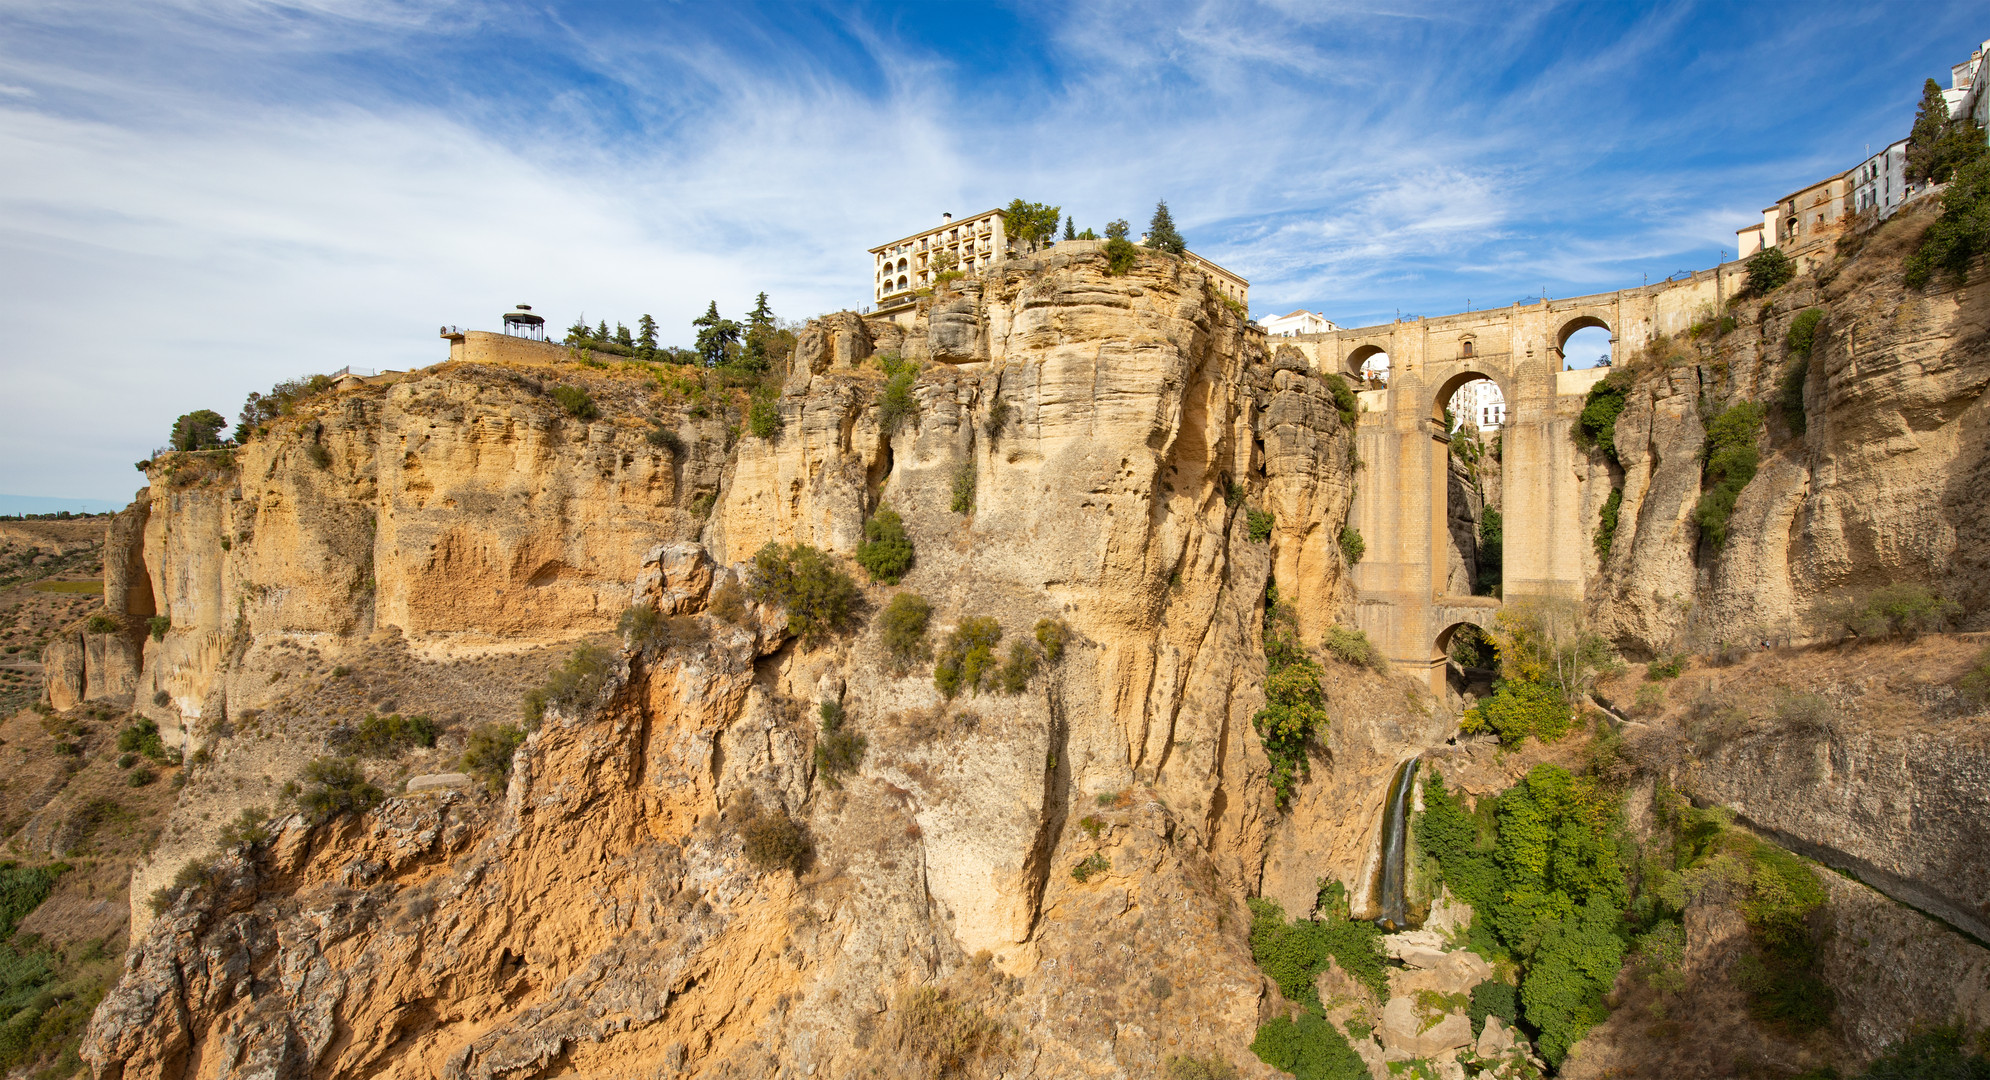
[1270,265,1747,692]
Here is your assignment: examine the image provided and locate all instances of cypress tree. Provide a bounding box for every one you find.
[1145,200,1185,254]
[1063,215,1076,241]
[1906,78,1954,184]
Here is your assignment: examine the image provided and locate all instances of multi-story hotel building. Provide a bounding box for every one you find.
[870,211,1250,310]
[871,211,1009,305]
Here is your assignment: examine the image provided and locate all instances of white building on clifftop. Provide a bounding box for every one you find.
[871,211,1008,306]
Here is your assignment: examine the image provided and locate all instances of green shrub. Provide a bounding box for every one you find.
[296,757,385,824]
[1575,372,1632,464]
[1779,355,1811,437]
[934,617,1002,699]
[116,719,170,762]
[1320,625,1381,671]
[1468,979,1518,1038]
[1904,155,1990,289]
[879,593,933,670]
[741,807,811,875]
[1035,619,1068,663]
[551,385,599,420]
[1248,1011,1367,1080]
[1693,401,1765,550]
[0,865,62,940]
[1462,677,1571,745]
[984,397,1012,441]
[1647,654,1685,680]
[461,723,526,792]
[1744,247,1795,295]
[1594,486,1623,559]
[1338,525,1364,564]
[997,640,1039,693]
[1103,236,1141,275]
[126,767,157,787]
[876,354,920,435]
[1070,853,1110,883]
[746,392,781,438]
[1522,893,1627,1065]
[1322,373,1358,427]
[1246,509,1275,542]
[1248,892,1388,1002]
[1254,594,1327,809]
[748,543,861,647]
[1834,583,1962,639]
[1785,307,1826,359]
[218,807,272,849]
[522,643,615,724]
[950,462,976,514]
[84,613,118,635]
[147,615,170,642]
[348,712,437,757]
[813,699,865,785]
[855,506,914,584]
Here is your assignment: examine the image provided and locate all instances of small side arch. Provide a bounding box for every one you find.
[1555,315,1611,359]
[1346,343,1388,380]
[1430,369,1510,424]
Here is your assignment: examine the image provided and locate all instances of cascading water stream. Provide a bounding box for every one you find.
[1374,757,1420,931]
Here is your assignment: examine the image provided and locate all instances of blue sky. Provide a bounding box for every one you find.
[1,0,1983,501]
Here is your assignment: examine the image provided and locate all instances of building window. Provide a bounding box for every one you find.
[1461,340,1474,358]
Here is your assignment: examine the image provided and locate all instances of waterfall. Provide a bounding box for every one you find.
[1374,757,1420,931]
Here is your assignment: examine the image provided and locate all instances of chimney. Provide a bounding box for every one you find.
[943,212,953,223]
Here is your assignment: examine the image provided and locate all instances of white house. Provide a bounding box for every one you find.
[1850,139,1910,219]
[1449,378,1506,432]
[1257,310,1339,337]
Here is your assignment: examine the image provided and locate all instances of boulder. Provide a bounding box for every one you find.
[1389,948,1495,998]
[1476,1014,1516,1057]
[1424,886,1474,938]
[1378,996,1475,1057]
[405,773,471,793]
[1383,929,1450,969]
[635,542,715,616]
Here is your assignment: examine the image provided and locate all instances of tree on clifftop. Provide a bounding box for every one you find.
[1063,215,1076,241]
[170,410,228,451]
[1001,199,1061,252]
[1906,77,1989,185]
[1104,219,1130,241]
[692,302,741,367]
[740,292,777,373]
[636,314,658,351]
[1144,200,1185,254]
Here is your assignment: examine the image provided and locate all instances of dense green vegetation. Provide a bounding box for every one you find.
[855,506,914,584]
[296,757,386,824]
[1593,487,1623,559]
[1459,605,1612,747]
[1253,588,1328,809]
[1822,582,1961,639]
[461,723,526,792]
[0,863,111,1079]
[746,390,781,438]
[169,409,228,451]
[1743,248,1795,296]
[235,373,336,442]
[1575,371,1632,464]
[1338,525,1364,565]
[1244,885,1381,1080]
[1905,77,1988,186]
[1692,401,1765,550]
[1905,154,1990,289]
[1858,1026,1990,1079]
[1323,373,1358,427]
[1320,624,1381,671]
[748,543,861,646]
[551,385,598,420]
[1785,307,1826,359]
[950,462,976,514]
[1247,509,1275,542]
[347,712,437,757]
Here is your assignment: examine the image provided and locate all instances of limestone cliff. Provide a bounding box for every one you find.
[80,249,1382,1079]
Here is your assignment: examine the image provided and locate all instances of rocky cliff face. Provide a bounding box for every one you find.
[81,250,1391,1079]
[1590,202,1990,654]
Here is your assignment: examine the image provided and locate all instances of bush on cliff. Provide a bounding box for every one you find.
[746,391,781,439]
[813,699,865,786]
[741,805,812,875]
[1104,236,1141,275]
[1692,401,1765,550]
[856,507,914,584]
[347,712,437,757]
[934,616,1002,699]
[1246,509,1275,543]
[1743,247,1795,296]
[876,353,920,435]
[296,757,385,824]
[235,373,335,442]
[1821,582,1961,640]
[1575,371,1632,464]
[1254,589,1327,809]
[1034,618,1068,662]
[1323,372,1358,427]
[1594,487,1624,559]
[879,592,933,671]
[1905,155,1990,289]
[1320,625,1381,671]
[1248,1010,1367,1080]
[551,385,599,420]
[749,543,860,647]
[461,723,526,792]
[522,644,615,725]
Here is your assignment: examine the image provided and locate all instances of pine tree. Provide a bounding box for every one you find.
[1906,78,1954,185]
[692,302,740,367]
[1063,215,1076,241]
[565,318,590,345]
[596,320,610,342]
[636,314,658,350]
[615,322,633,347]
[1145,200,1185,255]
[747,292,774,332]
[741,292,776,373]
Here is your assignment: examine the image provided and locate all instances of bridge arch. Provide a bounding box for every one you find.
[1346,343,1388,381]
[1429,368,1512,425]
[1555,315,1612,366]
[1434,617,1495,656]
